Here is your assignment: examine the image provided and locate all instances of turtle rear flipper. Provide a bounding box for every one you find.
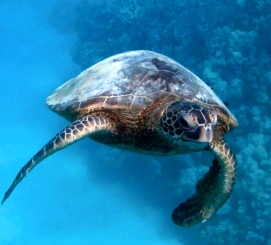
[2,116,113,204]
[172,141,237,227]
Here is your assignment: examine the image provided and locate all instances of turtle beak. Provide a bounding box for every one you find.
[182,124,213,143]
[198,124,213,143]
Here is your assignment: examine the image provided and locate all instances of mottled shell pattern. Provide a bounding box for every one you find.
[46,50,235,123]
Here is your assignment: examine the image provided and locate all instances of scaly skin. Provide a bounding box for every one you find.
[171,124,237,227]
[2,116,112,204]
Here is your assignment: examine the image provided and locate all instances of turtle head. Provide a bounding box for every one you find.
[160,101,217,149]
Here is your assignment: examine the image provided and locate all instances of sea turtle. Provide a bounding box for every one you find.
[2,50,237,227]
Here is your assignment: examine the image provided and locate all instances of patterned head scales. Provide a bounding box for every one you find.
[161,101,217,145]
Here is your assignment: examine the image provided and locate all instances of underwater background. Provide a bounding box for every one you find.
[0,0,270,244]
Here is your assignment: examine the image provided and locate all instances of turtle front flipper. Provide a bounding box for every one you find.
[171,141,237,227]
[2,116,113,204]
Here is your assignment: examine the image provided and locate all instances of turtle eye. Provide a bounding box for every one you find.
[179,113,197,129]
[179,116,189,128]
[209,112,217,124]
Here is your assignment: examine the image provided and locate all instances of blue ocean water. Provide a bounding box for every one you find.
[1,0,270,244]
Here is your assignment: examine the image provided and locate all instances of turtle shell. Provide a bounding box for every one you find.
[46,50,234,122]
